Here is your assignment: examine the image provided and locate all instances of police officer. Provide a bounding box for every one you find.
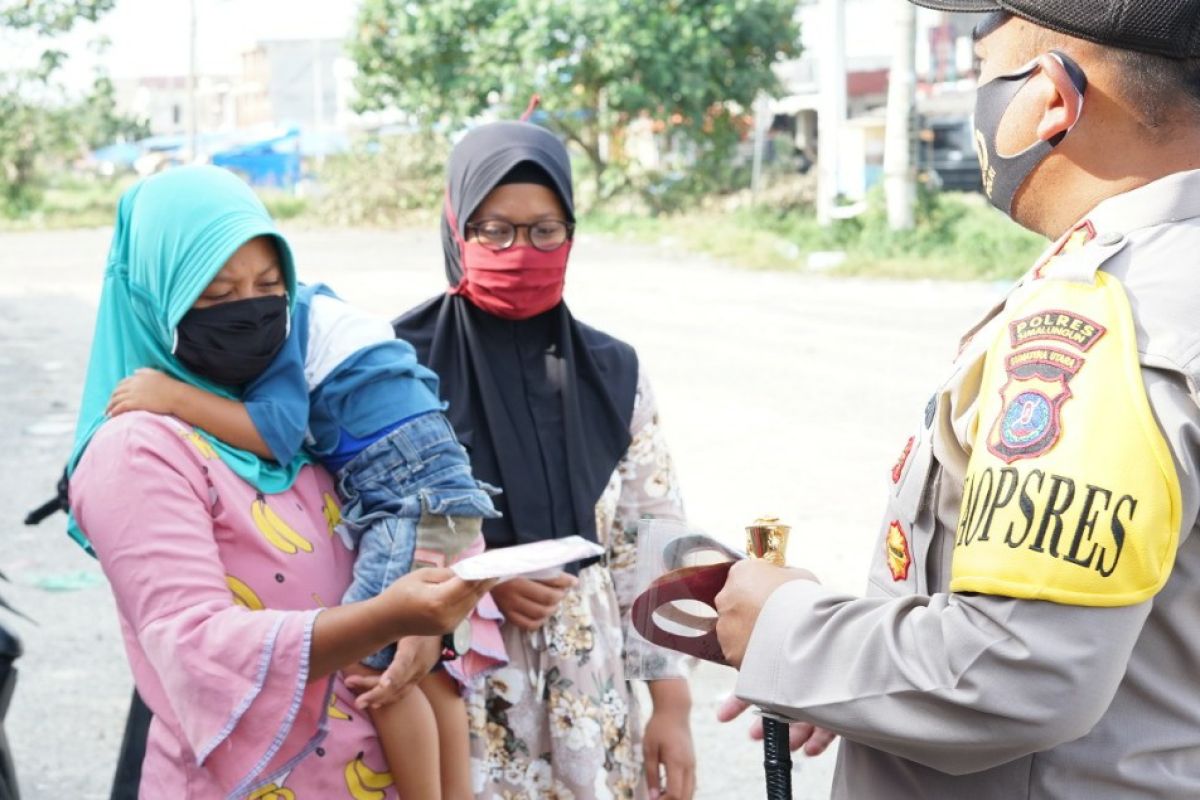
[714,2,1200,797]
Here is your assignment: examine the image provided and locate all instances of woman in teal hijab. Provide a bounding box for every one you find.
[67,165,308,551]
[67,166,491,798]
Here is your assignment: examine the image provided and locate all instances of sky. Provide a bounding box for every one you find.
[6,0,358,94]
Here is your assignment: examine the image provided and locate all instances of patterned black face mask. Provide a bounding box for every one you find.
[973,50,1088,217]
[173,294,289,387]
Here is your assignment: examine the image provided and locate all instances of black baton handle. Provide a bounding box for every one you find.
[763,716,792,799]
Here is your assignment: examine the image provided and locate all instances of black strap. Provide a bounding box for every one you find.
[24,468,69,526]
[109,690,151,800]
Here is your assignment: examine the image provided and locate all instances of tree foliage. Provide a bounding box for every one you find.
[0,0,116,77]
[76,73,151,150]
[0,0,143,214]
[350,0,800,203]
[0,0,116,35]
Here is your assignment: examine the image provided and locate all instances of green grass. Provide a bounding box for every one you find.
[258,190,310,222]
[0,176,313,231]
[583,190,1047,281]
[0,175,134,231]
[3,171,1045,283]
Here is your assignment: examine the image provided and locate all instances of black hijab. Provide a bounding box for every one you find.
[394,121,639,550]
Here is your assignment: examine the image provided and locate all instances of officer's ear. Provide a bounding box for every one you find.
[1034,52,1085,143]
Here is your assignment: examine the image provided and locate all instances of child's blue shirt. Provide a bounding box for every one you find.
[245,284,444,468]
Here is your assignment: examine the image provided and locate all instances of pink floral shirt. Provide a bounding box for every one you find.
[71,412,398,799]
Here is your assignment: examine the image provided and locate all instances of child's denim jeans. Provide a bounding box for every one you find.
[336,410,498,670]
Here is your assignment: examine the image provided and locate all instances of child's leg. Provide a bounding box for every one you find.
[421,669,473,800]
[413,513,482,568]
[355,662,441,800]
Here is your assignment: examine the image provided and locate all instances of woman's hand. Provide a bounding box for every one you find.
[312,569,493,682]
[382,567,495,636]
[344,635,441,710]
[107,368,185,416]
[715,696,837,757]
[644,678,695,800]
[490,573,577,631]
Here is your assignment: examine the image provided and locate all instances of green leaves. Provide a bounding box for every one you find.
[0,0,116,36]
[349,0,801,206]
[314,133,449,227]
[0,0,138,216]
[75,73,151,150]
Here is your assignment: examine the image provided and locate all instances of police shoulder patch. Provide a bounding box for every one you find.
[885,520,912,581]
[951,273,1182,607]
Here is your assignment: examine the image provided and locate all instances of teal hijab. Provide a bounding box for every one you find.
[67,165,310,552]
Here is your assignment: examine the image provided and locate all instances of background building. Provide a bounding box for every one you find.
[235,38,348,131]
[771,0,985,199]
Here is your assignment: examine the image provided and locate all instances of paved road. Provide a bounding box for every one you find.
[0,226,1001,798]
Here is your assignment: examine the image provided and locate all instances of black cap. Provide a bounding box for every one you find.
[910,0,1200,59]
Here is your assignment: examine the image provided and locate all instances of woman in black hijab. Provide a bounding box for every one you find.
[395,121,695,800]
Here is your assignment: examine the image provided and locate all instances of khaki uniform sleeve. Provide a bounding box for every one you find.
[736,367,1199,774]
[738,582,1148,774]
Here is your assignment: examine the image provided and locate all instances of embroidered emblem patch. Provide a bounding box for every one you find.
[1032,220,1096,280]
[885,520,912,581]
[987,306,1106,464]
[988,347,1084,463]
[1009,310,1106,351]
[891,437,915,484]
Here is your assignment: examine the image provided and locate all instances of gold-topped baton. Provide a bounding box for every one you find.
[745,517,793,800]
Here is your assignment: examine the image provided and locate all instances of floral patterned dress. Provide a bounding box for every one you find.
[466,372,691,800]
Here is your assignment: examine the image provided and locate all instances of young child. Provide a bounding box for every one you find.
[107,277,502,800]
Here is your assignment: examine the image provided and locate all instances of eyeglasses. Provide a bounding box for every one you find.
[465,219,574,252]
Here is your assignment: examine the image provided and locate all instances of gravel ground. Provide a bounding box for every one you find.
[0,226,1002,799]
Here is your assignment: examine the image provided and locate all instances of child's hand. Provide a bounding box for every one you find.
[344,635,440,710]
[107,368,184,416]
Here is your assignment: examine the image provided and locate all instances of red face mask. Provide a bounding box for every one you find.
[454,240,571,320]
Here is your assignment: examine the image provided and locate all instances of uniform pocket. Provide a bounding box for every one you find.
[893,396,940,511]
[877,396,943,597]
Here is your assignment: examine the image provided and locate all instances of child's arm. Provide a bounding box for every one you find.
[108,368,274,458]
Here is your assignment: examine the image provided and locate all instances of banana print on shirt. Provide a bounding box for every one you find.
[253,493,314,555]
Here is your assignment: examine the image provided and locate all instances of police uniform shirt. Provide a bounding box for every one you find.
[736,169,1200,799]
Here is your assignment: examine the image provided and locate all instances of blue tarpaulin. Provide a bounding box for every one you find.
[210,128,302,188]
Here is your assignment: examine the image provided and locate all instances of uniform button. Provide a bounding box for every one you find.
[924,395,937,428]
[1097,232,1124,246]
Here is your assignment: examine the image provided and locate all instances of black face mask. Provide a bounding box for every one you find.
[973,50,1088,217]
[173,294,289,387]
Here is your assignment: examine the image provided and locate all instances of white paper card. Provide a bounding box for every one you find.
[452,536,605,581]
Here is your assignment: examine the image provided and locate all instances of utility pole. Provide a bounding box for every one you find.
[884,1,918,230]
[188,0,198,161]
[311,36,325,176]
[312,37,324,133]
[750,92,769,203]
[816,0,846,227]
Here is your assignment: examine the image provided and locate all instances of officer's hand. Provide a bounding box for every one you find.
[715,696,837,757]
[714,560,816,668]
